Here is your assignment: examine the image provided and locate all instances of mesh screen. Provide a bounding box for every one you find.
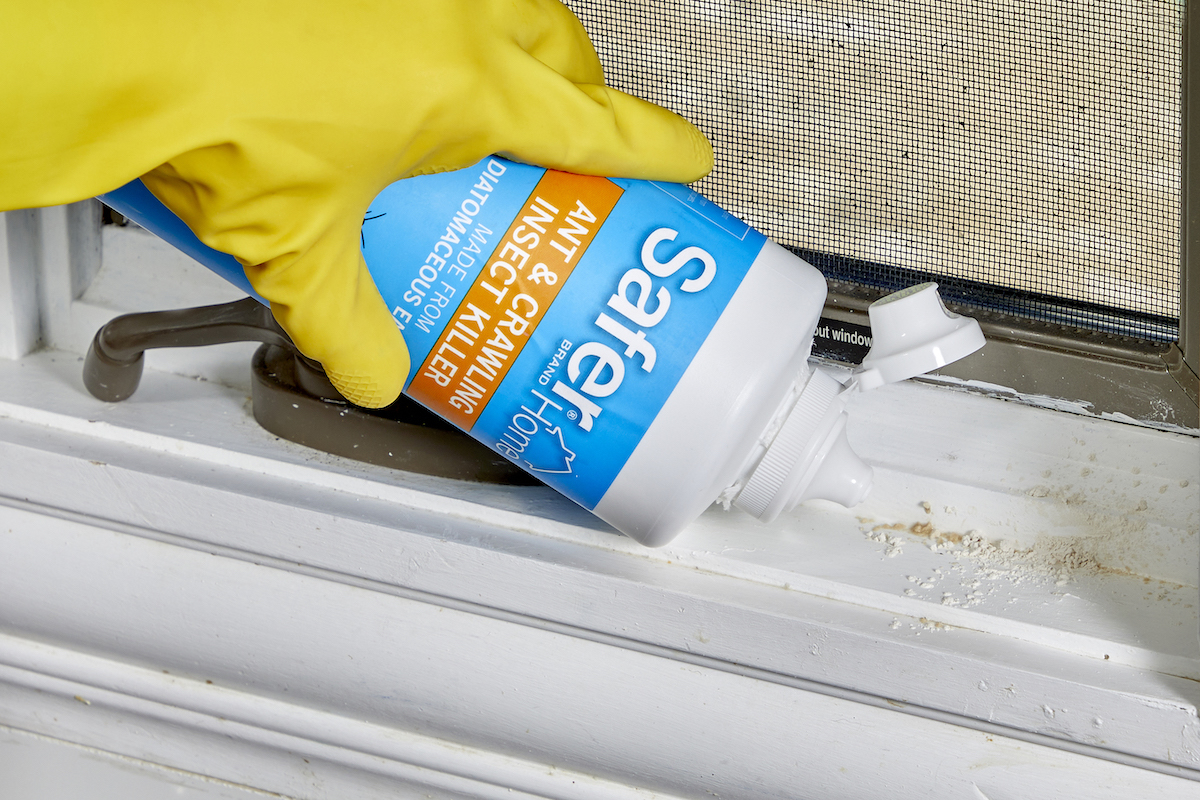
[565,0,1182,341]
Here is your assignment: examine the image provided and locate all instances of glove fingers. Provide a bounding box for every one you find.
[143,161,409,408]
[496,79,713,184]
[492,1,712,182]
[245,223,410,409]
[502,0,606,86]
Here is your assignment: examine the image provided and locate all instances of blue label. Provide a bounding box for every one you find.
[363,159,543,371]
[363,158,766,510]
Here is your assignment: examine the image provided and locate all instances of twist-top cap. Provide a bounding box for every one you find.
[730,283,982,526]
[857,282,985,390]
[733,368,873,523]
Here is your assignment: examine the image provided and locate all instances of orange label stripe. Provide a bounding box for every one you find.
[408,171,624,430]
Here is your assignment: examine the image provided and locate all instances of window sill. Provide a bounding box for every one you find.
[1,223,1197,797]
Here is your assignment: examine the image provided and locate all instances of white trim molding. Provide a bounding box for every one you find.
[0,348,1197,798]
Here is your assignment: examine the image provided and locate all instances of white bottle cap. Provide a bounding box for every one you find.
[856,282,985,390]
[733,368,873,523]
[730,283,982,525]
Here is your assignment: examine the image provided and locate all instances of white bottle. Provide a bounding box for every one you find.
[101,158,983,547]
[361,158,984,546]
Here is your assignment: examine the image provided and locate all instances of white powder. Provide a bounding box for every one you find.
[862,512,1186,609]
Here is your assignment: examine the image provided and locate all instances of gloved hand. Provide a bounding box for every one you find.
[2,0,712,407]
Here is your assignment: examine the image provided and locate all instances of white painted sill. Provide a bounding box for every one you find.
[2,218,1198,798]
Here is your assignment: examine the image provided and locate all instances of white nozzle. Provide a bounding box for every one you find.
[796,418,873,508]
[730,283,982,525]
[856,282,985,390]
[733,368,873,523]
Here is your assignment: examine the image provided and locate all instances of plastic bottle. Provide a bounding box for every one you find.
[101,157,983,547]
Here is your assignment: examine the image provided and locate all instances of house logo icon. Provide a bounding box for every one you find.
[521,425,576,475]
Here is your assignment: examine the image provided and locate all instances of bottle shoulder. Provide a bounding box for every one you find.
[595,241,828,546]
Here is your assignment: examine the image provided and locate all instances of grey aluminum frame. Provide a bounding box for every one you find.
[819,7,1198,432]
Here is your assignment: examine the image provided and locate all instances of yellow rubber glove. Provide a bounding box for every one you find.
[2,0,712,407]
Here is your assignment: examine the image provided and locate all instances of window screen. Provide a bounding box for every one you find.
[566,1,1182,342]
